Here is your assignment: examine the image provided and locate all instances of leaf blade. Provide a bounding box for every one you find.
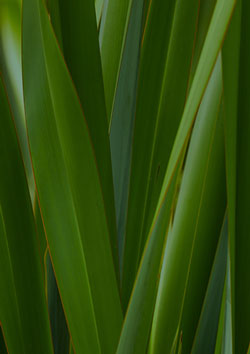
[22,0,123,352]
[0,75,53,354]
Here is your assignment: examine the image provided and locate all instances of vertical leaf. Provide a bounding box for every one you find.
[149,57,224,353]
[47,0,119,277]
[46,253,69,354]
[22,0,123,352]
[117,159,182,354]
[235,0,250,352]
[122,0,200,309]
[100,0,132,120]
[222,1,241,351]
[0,75,53,354]
[109,0,144,262]
[191,216,228,354]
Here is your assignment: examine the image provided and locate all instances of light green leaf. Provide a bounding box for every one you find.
[149,56,224,353]
[95,0,104,26]
[177,96,226,352]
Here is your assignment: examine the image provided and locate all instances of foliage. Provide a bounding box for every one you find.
[0,0,249,353]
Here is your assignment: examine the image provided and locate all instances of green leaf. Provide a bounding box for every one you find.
[0,1,34,196]
[188,0,217,86]
[149,56,224,353]
[122,0,200,310]
[0,327,8,354]
[47,0,119,278]
[99,0,132,120]
[46,0,63,48]
[109,0,144,262]
[69,342,74,354]
[222,1,241,351]
[235,0,250,352]
[214,275,227,354]
[22,0,123,353]
[191,215,228,354]
[214,250,233,354]
[0,75,53,354]
[156,0,236,213]
[95,0,104,26]
[36,185,69,354]
[46,253,69,354]
[177,96,226,352]
[221,259,233,354]
[247,344,250,354]
[34,196,47,277]
[117,158,182,354]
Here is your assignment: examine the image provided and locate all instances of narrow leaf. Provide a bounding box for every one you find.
[109,0,144,263]
[22,0,123,352]
[235,0,250,351]
[47,0,119,277]
[149,57,224,353]
[191,216,228,354]
[0,75,53,354]
[122,0,199,310]
[222,4,241,351]
[100,0,132,120]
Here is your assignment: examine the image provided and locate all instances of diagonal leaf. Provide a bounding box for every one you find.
[156,0,236,213]
[191,215,228,354]
[177,98,226,352]
[22,0,123,353]
[95,0,104,26]
[222,2,241,351]
[214,249,233,354]
[214,274,227,354]
[188,0,217,86]
[35,187,69,354]
[0,0,34,196]
[116,158,183,354]
[149,56,224,353]
[99,0,132,120]
[46,253,69,354]
[46,0,119,277]
[0,327,7,354]
[109,0,144,263]
[122,0,200,310]
[34,195,47,278]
